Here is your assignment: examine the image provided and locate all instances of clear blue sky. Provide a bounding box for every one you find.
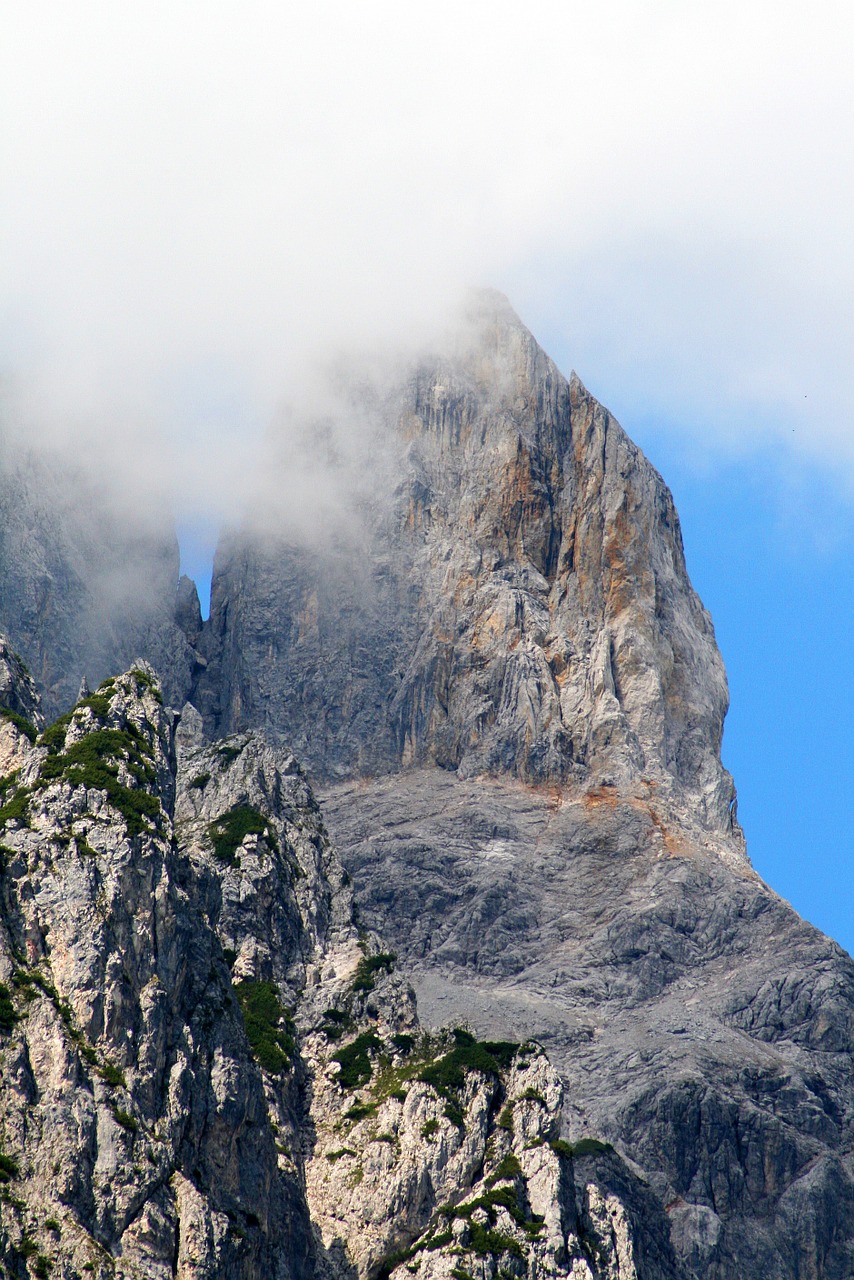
[623,429,854,958]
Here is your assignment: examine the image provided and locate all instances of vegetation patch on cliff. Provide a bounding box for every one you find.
[416,1029,518,1096]
[353,951,396,993]
[0,708,37,744]
[36,728,160,837]
[333,1031,383,1089]
[208,805,279,864]
[234,979,295,1075]
[0,983,19,1033]
[0,784,31,829]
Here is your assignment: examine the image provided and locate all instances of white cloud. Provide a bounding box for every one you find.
[2,0,853,525]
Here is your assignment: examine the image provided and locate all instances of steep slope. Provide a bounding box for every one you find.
[0,649,649,1280]
[191,293,854,1280]
[197,292,736,838]
[322,772,854,1280]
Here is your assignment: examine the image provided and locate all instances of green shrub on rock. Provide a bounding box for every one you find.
[234,980,295,1075]
[208,805,278,864]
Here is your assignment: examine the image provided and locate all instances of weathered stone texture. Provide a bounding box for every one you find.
[0,651,640,1280]
[320,770,854,1280]
[197,293,738,838]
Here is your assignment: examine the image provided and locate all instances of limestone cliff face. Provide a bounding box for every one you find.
[197,293,737,837]
[0,650,648,1280]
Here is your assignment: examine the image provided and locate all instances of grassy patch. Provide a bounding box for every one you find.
[39,711,73,755]
[0,984,19,1033]
[0,785,31,828]
[496,1106,514,1132]
[485,1152,522,1185]
[417,1038,517,1095]
[129,668,163,704]
[443,1101,464,1130]
[96,1061,126,1089]
[466,1224,524,1258]
[517,1088,546,1105]
[353,952,396,993]
[208,805,278,865]
[333,1031,382,1089]
[358,1030,520,1132]
[0,709,37,744]
[421,1119,439,1138]
[234,980,294,1075]
[563,1137,613,1158]
[326,1148,357,1162]
[216,743,243,766]
[344,1102,377,1122]
[377,1177,537,1280]
[320,1007,353,1040]
[437,1181,542,1251]
[37,728,160,837]
[112,1107,138,1133]
[77,693,112,721]
[0,1152,19,1183]
[189,772,210,791]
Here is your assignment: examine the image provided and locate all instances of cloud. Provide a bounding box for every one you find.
[2,0,853,533]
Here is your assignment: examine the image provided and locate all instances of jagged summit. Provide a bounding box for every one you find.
[194,294,738,838]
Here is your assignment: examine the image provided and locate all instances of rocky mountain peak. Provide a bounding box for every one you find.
[198,294,738,839]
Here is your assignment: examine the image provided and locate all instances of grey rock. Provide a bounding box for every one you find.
[2,289,852,1279]
[0,650,638,1280]
[0,634,43,729]
[0,662,308,1278]
[197,291,738,839]
[176,575,204,646]
[183,289,854,1276]
[320,770,854,1280]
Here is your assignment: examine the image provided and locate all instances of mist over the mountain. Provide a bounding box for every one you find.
[3,1,854,543]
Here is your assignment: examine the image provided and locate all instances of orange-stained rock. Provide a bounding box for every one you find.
[198,292,739,842]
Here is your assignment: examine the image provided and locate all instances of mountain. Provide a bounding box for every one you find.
[195,292,736,839]
[0,292,852,1278]
[191,294,854,1279]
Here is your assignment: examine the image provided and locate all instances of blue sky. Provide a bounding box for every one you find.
[634,430,854,955]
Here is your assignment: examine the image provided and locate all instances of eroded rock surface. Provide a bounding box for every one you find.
[0,652,642,1280]
[196,292,738,838]
[321,770,854,1280]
